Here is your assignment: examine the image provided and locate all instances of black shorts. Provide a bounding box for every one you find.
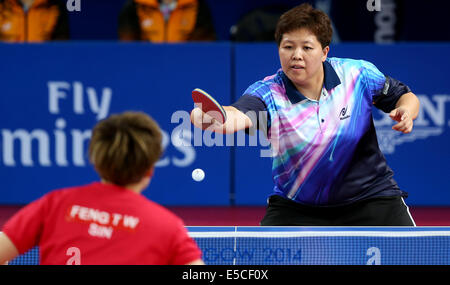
[260,195,416,226]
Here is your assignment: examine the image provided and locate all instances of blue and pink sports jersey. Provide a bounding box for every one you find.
[232,57,411,206]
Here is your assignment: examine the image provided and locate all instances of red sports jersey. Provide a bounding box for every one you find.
[2,182,202,265]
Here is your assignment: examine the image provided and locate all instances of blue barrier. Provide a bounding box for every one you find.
[0,42,232,205]
[0,43,449,206]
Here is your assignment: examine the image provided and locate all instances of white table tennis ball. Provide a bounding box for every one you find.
[192,168,205,182]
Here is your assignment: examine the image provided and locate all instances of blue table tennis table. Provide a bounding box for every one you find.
[8,227,450,265]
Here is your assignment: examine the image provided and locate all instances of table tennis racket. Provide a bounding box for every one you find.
[192,88,227,124]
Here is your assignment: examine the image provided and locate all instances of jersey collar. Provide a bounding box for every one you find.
[281,60,341,104]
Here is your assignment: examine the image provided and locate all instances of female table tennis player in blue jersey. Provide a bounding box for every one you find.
[190,3,420,226]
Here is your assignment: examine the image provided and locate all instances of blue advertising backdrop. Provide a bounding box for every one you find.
[0,43,232,205]
[0,43,449,206]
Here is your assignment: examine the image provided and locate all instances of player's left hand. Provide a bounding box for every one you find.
[389,106,413,134]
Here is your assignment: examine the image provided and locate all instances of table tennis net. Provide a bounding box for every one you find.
[7,227,450,265]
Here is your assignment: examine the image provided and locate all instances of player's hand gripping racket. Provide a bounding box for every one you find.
[192,88,227,124]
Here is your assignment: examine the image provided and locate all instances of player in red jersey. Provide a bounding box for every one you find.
[0,111,203,265]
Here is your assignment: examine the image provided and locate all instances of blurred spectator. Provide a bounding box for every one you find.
[0,0,69,42]
[118,0,215,42]
[230,4,293,42]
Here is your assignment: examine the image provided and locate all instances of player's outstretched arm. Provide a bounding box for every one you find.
[0,232,19,265]
[190,106,253,134]
[185,258,205,265]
